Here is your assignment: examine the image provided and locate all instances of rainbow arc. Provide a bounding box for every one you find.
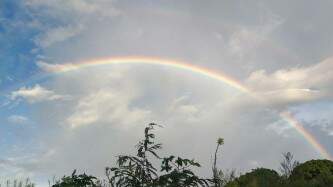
[41,56,332,160]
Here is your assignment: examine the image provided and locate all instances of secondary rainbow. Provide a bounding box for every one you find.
[42,56,332,160]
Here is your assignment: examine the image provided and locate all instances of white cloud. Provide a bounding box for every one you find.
[26,0,116,16]
[36,61,77,72]
[7,115,29,125]
[167,95,202,123]
[257,88,324,107]
[11,84,69,103]
[246,57,333,107]
[228,17,283,59]
[36,61,62,72]
[67,89,151,129]
[26,0,120,48]
[0,156,36,179]
[321,126,333,137]
[34,25,83,48]
[266,120,293,137]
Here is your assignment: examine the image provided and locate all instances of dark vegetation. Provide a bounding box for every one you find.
[12,123,333,187]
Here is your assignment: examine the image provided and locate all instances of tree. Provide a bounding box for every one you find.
[289,159,333,186]
[226,168,282,187]
[52,170,99,187]
[279,152,299,178]
[156,156,209,186]
[106,123,160,186]
[106,123,210,187]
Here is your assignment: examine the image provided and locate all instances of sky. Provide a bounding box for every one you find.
[0,0,333,185]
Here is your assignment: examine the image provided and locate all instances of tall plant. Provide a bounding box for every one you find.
[106,123,160,186]
[212,138,224,187]
[106,123,210,187]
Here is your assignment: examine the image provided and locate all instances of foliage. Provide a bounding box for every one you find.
[225,159,333,187]
[106,123,210,187]
[52,170,100,187]
[105,123,160,186]
[288,159,333,186]
[156,156,209,186]
[225,168,282,187]
[6,124,333,187]
[216,169,237,187]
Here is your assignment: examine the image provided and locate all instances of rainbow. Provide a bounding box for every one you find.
[40,56,331,160]
[280,111,332,160]
[39,56,250,93]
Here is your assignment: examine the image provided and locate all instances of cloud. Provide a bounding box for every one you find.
[319,124,333,137]
[36,61,62,72]
[25,0,119,16]
[167,95,203,123]
[4,0,333,184]
[25,0,120,48]
[7,115,29,125]
[228,17,283,59]
[11,84,70,103]
[67,89,151,129]
[0,156,36,179]
[308,119,333,137]
[246,57,333,107]
[266,120,293,137]
[36,61,76,72]
[34,25,83,48]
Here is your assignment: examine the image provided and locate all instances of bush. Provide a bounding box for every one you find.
[52,170,100,187]
[288,159,333,186]
[226,168,282,187]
